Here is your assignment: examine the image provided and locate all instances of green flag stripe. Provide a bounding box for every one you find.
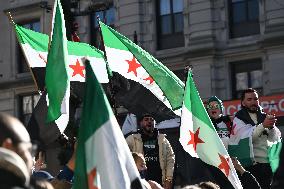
[15,24,49,51]
[79,61,111,141]
[99,23,128,51]
[74,62,111,189]
[228,138,254,167]
[45,0,69,122]
[100,22,184,110]
[15,24,104,58]
[268,141,282,173]
[184,71,214,130]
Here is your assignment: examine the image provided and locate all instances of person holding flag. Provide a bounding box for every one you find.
[205,96,232,149]
[179,71,243,189]
[228,88,282,189]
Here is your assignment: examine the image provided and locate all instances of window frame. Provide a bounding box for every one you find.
[90,6,115,49]
[156,0,184,50]
[18,93,41,126]
[230,58,263,99]
[228,0,260,38]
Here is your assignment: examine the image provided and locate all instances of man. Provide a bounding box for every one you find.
[230,88,280,189]
[0,113,33,171]
[126,114,175,189]
[0,112,34,188]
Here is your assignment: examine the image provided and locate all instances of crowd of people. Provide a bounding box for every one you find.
[0,88,283,189]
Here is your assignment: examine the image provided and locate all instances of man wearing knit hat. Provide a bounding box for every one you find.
[126,113,175,189]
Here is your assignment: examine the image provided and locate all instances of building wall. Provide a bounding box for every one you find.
[0,0,284,118]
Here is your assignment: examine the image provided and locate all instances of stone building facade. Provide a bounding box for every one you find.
[0,0,284,124]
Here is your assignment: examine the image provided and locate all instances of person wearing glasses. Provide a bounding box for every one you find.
[206,96,232,149]
[205,96,234,189]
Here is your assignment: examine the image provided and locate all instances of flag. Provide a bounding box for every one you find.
[14,23,108,135]
[179,71,242,189]
[74,60,142,189]
[14,25,108,91]
[45,0,69,122]
[99,21,184,122]
[27,92,61,145]
[228,117,282,172]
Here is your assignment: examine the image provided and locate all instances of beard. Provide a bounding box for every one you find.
[142,125,154,135]
[244,105,260,113]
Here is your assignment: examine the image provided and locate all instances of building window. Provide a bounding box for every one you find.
[91,6,115,48]
[229,0,260,38]
[19,94,40,126]
[18,20,40,73]
[231,58,262,99]
[157,0,184,50]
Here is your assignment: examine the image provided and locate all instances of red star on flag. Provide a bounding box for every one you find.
[88,168,99,189]
[187,127,204,152]
[69,59,85,78]
[126,56,141,77]
[218,153,231,177]
[231,123,236,135]
[143,76,154,84]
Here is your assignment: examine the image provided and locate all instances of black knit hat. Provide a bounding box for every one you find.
[137,113,154,123]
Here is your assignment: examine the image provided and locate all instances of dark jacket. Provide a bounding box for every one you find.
[239,171,261,189]
[235,108,266,126]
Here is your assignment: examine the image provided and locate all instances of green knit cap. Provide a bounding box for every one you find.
[206,96,224,112]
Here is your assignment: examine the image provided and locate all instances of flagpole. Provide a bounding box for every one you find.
[6,12,42,94]
[97,17,118,117]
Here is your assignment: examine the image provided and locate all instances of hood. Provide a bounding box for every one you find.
[0,147,30,186]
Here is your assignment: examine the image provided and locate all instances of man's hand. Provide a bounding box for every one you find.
[163,179,172,189]
[263,114,277,129]
[231,157,245,175]
[148,180,164,189]
[67,141,77,171]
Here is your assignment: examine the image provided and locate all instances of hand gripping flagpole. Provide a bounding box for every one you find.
[96,17,118,117]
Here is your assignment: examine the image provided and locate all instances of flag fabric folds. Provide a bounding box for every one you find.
[99,21,184,120]
[27,92,61,145]
[179,71,243,189]
[45,0,70,122]
[14,24,108,91]
[74,60,141,189]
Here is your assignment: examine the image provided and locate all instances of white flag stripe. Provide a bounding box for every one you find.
[180,91,243,189]
[105,46,181,116]
[85,115,140,189]
[21,44,109,83]
[21,44,47,67]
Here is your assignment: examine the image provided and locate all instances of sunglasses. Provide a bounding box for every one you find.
[206,104,221,110]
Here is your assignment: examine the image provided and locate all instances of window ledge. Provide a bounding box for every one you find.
[16,72,32,79]
[227,34,261,48]
[155,46,186,59]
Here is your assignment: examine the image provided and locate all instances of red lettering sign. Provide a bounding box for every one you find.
[223,94,284,117]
